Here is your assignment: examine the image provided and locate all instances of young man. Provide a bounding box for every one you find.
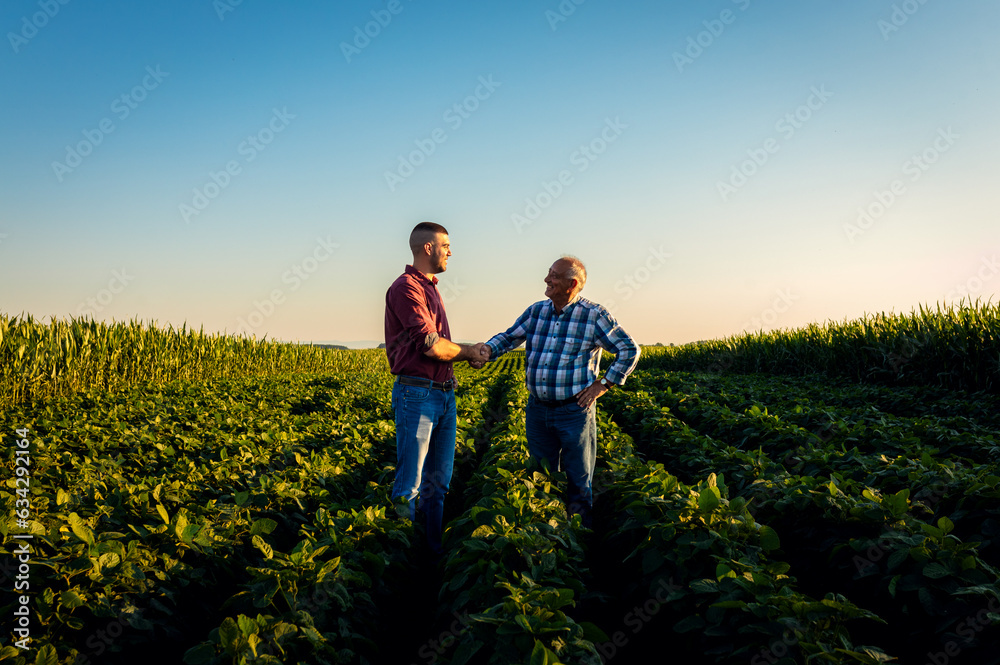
[384,222,484,556]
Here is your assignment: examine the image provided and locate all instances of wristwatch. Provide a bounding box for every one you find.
[600,376,613,389]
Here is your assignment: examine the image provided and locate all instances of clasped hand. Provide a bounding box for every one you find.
[466,342,491,369]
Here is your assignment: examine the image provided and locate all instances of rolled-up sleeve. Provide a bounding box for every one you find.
[384,267,453,382]
[392,280,439,351]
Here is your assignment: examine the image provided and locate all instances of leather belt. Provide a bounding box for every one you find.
[534,394,578,407]
[396,375,456,391]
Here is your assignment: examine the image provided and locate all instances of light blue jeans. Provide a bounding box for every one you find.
[525,394,597,525]
[391,379,457,554]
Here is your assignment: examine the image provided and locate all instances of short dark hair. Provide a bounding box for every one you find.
[409,221,449,254]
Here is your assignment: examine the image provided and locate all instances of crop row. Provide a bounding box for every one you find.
[601,370,1000,662]
[1,360,541,664]
[583,411,892,663]
[415,368,894,663]
[636,369,1000,434]
[475,349,525,378]
[620,370,1000,563]
[1,369,415,663]
[435,372,599,664]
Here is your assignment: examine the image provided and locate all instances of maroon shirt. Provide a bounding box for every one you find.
[384,265,454,382]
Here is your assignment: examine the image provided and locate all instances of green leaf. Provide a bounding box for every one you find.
[219,617,241,655]
[471,524,493,538]
[579,621,610,644]
[937,516,955,535]
[674,615,706,633]
[156,504,170,525]
[698,486,721,512]
[448,571,469,592]
[273,621,298,640]
[923,562,951,579]
[126,614,155,631]
[253,535,273,559]
[919,522,943,538]
[98,552,121,570]
[235,491,250,506]
[451,640,483,665]
[301,624,325,644]
[529,640,559,665]
[180,524,201,544]
[759,525,781,552]
[887,489,910,518]
[247,633,262,657]
[60,589,86,609]
[238,614,259,637]
[68,513,95,546]
[183,643,217,664]
[952,584,1000,599]
[56,488,71,506]
[887,548,909,571]
[175,511,189,534]
[34,644,58,665]
[250,518,278,536]
[193,528,214,547]
[765,561,791,575]
[529,640,547,665]
[716,563,737,580]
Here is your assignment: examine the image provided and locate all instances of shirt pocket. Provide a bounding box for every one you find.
[558,336,586,358]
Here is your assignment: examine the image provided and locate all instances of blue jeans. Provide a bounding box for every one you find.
[525,395,596,526]
[391,378,457,554]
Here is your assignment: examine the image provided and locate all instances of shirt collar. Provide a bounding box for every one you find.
[405,264,438,285]
[547,294,582,316]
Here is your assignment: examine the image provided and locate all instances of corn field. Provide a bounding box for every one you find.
[639,299,1000,393]
[0,314,387,410]
[4,300,998,412]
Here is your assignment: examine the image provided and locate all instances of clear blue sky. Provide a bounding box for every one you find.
[2,0,998,346]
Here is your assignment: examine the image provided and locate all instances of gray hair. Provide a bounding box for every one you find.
[559,255,587,292]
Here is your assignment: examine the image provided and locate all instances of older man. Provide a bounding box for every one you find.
[479,256,639,526]
[385,222,485,556]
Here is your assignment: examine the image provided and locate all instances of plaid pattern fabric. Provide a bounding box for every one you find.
[485,297,640,401]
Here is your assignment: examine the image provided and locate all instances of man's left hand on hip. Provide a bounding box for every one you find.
[575,379,609,410]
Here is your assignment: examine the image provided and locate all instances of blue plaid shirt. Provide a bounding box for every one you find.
[485,297,640,401]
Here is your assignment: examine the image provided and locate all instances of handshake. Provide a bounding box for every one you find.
[465,342,492,370]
